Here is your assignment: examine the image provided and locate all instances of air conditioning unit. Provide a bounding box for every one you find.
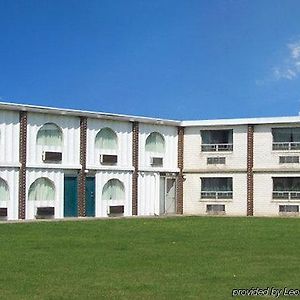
[0,208,7,220]
[150,157,163,166]
[100,154,118,165]
[108,205,124,216]
[36,207,55,219]
[42,151,62,162]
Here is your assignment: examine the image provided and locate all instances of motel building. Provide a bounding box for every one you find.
[1,101,300,220]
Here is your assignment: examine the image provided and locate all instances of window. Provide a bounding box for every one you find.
[279,156,299,164]
[201,130,233,152]
[272,128,300,150]
[28,178,55,201]
[273,177,300,200]
[37,123,63,147]
[0,178,9,201]
[207,157,226,165]
[102,179,125,200]
[201,177,233,199]
[145,132,165,153]
[95,128,118,151]
[279,205,299,213]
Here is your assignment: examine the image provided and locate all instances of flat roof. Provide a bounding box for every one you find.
[181,116,300,127]
[1,101,300,127]
[0,101,180,126]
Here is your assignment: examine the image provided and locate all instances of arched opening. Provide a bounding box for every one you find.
[28,177,55,201]
[102,179,125,200]
[145,132,165,153]
[36,123,63,147]
[95,127,118,151]
[0,178,9,201]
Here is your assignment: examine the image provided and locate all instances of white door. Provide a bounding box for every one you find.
[165,178,176,214]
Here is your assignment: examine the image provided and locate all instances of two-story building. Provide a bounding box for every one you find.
[1,102,300,220]
[0,102,180,220]
[182,117,300,217]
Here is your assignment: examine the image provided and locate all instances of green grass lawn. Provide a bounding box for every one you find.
[0,216,299,299]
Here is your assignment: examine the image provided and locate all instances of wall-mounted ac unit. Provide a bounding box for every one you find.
[0,208,7,220]
[35,207,55,219]
[109,205,124,216]
[42,151,62,162]
[206,204,225,215]
[100,154,118,165]
[150,157,163,166]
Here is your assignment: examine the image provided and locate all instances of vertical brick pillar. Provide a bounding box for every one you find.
[78,116,87,217]
[177,126,184,214]
[18,111,27,219]
[247,125,254,216]
[132,122,139,215]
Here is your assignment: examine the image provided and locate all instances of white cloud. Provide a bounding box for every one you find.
[271,40,300,81]
[289,42,300,59]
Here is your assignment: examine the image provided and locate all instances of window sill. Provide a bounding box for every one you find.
[199,199,233,203]
[272,199,300,203]
[201,151,233,154]
[272,150,300,153]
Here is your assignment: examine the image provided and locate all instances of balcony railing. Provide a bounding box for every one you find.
[273,142,300,151]
[201,191,233,199]
[201,143,233,152]
[273,191,300,200]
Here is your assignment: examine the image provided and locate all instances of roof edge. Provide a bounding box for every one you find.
[181,116,300,127]
[1,101,300,127]
[0,101,181,126]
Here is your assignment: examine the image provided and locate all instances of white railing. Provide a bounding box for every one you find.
[273,142,300,151]
[201,191,233,199]
[273,191,300,200]
[201,143,233,152]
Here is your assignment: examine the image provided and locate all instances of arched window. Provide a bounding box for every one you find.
[102,179,125,200]
[37,123,63,147]
[95,128,118,151]
[145,132,165,153]
[28,178,55,201]
[0,178,9,201]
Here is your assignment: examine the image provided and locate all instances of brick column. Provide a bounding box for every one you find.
[18,111,27,219]
[247,125,254,216]
[78,116,87,217]
[177,126,184,214]
[132,122,139,215]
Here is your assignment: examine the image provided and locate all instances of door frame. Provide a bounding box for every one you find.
[159,173,177,215]
[63,174,78,217]
[85,176,96,217]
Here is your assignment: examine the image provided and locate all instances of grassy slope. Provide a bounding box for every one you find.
[0,217,299,299]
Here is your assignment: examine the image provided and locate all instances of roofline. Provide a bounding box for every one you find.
[0,101,181,126]
[181,116,300,127]
[1,101,300,127]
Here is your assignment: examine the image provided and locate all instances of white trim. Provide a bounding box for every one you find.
[3,101,300,127]
[0,101,180,126]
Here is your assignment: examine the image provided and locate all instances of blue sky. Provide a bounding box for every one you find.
[1,0,300,120]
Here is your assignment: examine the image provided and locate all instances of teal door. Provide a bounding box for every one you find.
[86,177,95,217]
[64,176,78,217]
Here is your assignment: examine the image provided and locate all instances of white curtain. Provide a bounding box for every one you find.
[95,128,118,151]
[145,132,165,153]
[37,123,63,147]
[28,178,55,201]
[102,179,124,200]
[0,178,9,201]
